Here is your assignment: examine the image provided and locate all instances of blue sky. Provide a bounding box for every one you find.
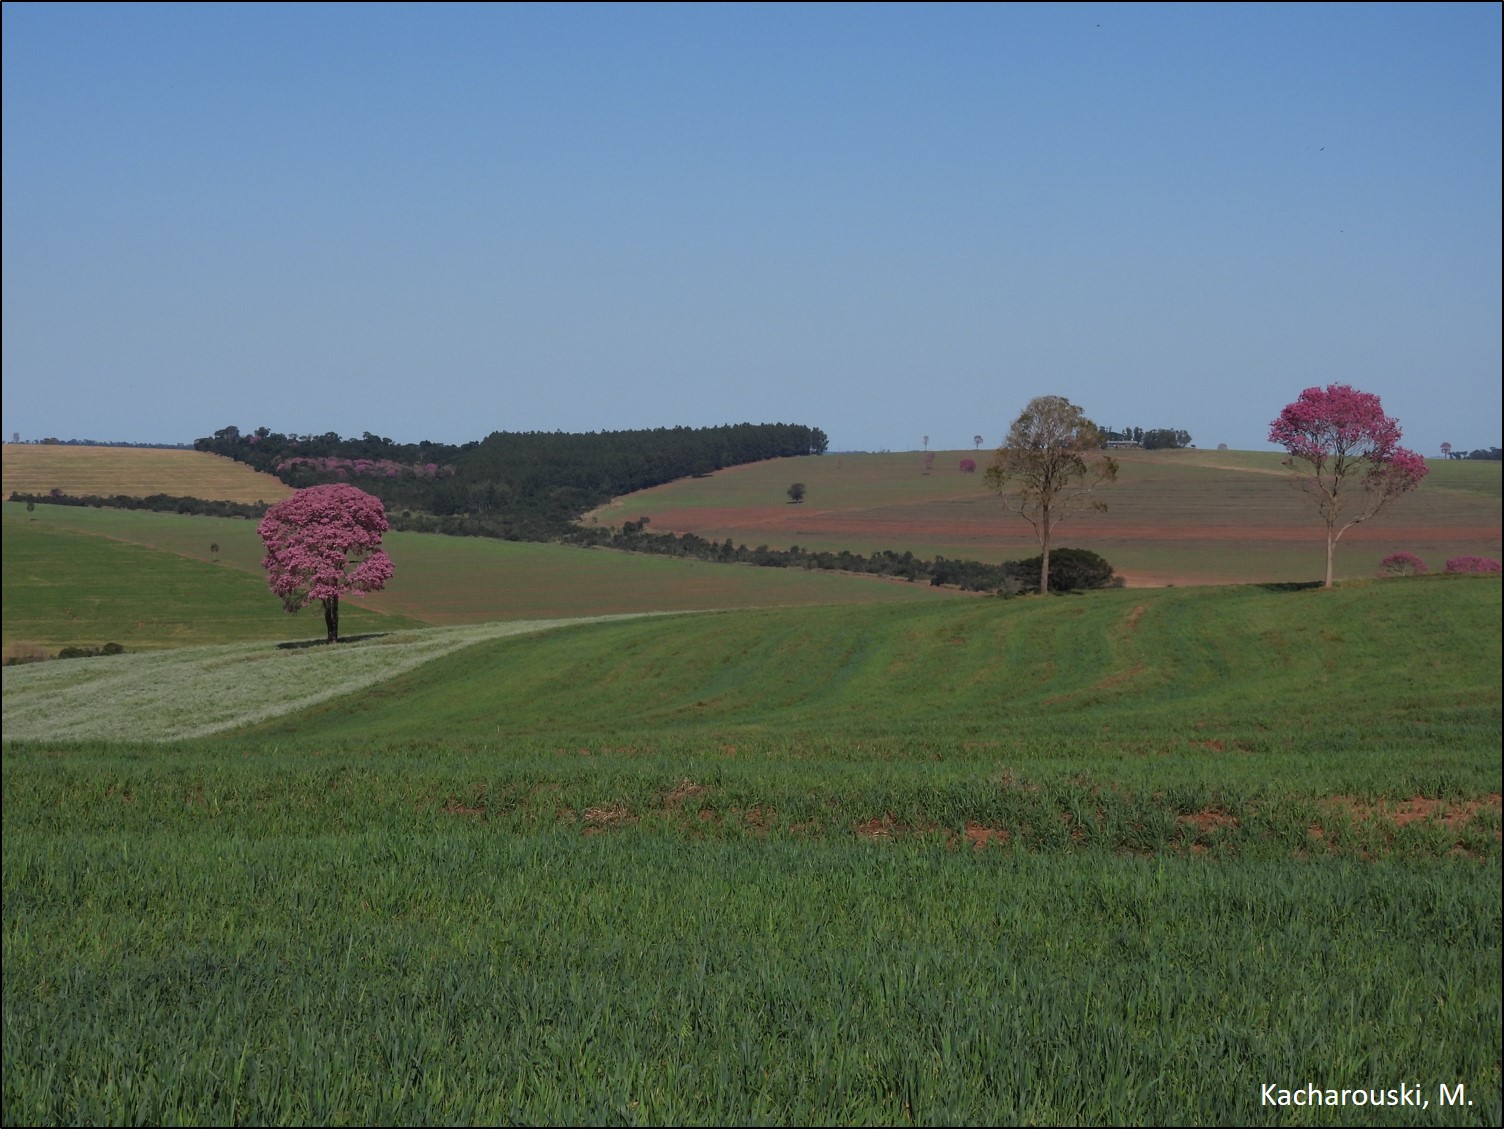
[3,1,1499,454]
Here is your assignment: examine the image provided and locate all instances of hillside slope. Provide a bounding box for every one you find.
[587,449,1502,585]
[2,444,293,504]
[3,501,960,653]
[10,444,1496,588]
[241,577,1500,755]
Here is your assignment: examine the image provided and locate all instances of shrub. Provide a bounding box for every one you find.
[1378,552,1428,577]
[1010,548,1120,593]
[1444,556,1502,575]
[53,643,127,661]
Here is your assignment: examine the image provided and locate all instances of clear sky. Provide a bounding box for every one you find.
[3,1,1499,454]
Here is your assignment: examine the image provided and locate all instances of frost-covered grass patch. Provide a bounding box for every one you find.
[0,615,662,742]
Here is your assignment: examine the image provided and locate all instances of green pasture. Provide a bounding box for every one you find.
[8,574,1498,772]
[2,503,958,650]
[366,529,958,625]
[238,578,1501,772]
[586,449,1502,584]
[1,510,419,653]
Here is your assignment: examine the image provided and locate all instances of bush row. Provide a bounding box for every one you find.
[566,519,1122,594]
[1378,551,1502,577]
[9,493,1123,595]
[4,641,124,666]
[9,491,269,518]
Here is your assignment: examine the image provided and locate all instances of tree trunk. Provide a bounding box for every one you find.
[1324,523,1336,587]
[1038,509,1052,595]
[323,596,339,643]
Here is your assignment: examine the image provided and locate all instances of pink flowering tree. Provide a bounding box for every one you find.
[1269,384,1428,587]
[258,484,395,643]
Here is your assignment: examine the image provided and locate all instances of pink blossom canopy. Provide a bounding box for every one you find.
[258,483,394,611]
[1268,383,1427,494]
[1271,384,1397,464]
[1268,383,1429,586]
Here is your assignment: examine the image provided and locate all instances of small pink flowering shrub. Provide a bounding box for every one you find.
[1378,552,1427,577]
[1444,555,1501,575]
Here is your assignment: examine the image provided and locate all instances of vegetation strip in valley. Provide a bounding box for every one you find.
[11,490,1078,594]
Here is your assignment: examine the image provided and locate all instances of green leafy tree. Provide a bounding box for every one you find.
[985,396,1118,595]
[1141,428,1192,450]
[787,482,806,504]
[1013,547,1120,593]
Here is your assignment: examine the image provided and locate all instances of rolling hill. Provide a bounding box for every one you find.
[9,442,1498,589]
[3,447,1499,1127]
[588,447,1502,585]
[2,443,293,504]
[2,500,959,655]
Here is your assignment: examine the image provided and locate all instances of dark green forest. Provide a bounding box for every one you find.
[193,422,828,539]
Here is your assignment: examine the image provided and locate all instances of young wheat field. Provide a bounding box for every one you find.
[4,555,1500,1125]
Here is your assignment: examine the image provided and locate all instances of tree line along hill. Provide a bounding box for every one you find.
[143,420,1104,594]
[192,422,828,541]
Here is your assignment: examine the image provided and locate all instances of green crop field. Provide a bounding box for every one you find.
[2,502,959,654]
[586,448,1503,586]
[2,443,293,505]
[4,569,1500,1125]
[1,509,422,654]
[236,579,1502,767]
